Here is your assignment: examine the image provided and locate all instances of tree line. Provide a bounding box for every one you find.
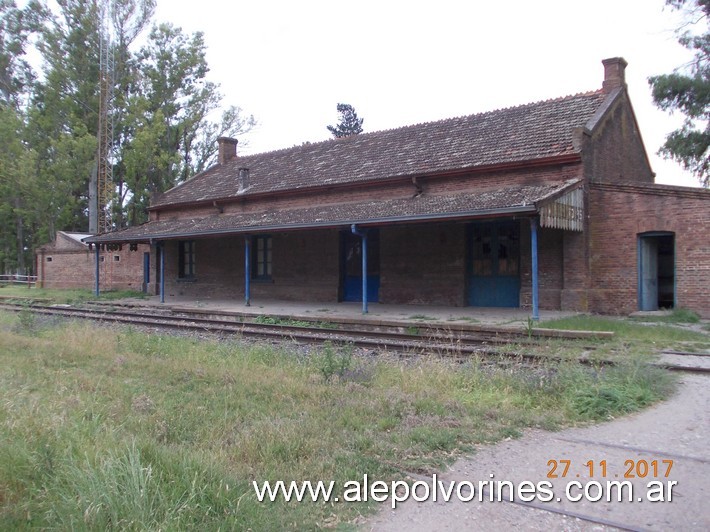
[0,0,255,274]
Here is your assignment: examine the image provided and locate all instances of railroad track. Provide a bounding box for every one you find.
[1,301,707,372]
[0,301,596,365]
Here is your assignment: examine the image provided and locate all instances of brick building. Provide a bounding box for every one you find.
[36,231,149,292]
[86,58,710,318]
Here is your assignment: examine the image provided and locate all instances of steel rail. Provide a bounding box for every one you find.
[4,301,705,372]
[0,302,596,365]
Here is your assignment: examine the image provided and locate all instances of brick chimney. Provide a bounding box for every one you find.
[217,137,238,165]
[602,57,627,93]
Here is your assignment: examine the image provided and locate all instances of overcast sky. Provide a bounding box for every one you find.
[157,0,699,186]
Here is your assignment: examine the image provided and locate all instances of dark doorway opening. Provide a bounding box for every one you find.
[638,233,675,311]
[143,252,150,293]
[340,229,380,302]
[154,245,161,292]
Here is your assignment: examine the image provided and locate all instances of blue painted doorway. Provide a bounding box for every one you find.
[468,221,520,307]
[341,229,380,302]
[638,232,675,311]
[143,252,150,293]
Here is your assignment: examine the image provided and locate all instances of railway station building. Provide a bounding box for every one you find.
[85,58,710,318]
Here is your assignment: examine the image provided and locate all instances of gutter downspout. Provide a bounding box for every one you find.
[244,235,251,306]
[351,224,368,314]
[530,217,539,321]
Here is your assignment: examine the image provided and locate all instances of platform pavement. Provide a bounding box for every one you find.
[112,295,578,329]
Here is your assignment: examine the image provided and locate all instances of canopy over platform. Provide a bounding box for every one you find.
[84,180,583,245]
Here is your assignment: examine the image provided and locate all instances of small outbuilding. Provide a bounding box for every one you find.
[36,231,149,292]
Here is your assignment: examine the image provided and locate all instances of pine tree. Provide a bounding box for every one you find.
[648,0,709,187]
[327,103,364,138]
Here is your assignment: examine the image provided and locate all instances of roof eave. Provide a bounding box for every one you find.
[84,205,538,245]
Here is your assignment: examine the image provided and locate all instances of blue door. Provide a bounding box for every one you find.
[638,233,675,311]
[143,252,150,293]
[342,230,380,302]
[468,221,520,307]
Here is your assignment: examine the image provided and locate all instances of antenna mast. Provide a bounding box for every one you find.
[96,0,114,234]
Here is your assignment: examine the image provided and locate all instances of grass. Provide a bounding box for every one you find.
[0,285,147,305]
[539,314,709,351]
[0,311,679,529]
[630,308,701,324]
[253,314,338,329]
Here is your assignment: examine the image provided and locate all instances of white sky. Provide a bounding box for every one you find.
[154,0,700,187]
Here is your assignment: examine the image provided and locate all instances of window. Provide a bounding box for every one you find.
[252,235,272,280]
[178,240,196,279]
[46,257,53,262]
[114,255,120,262]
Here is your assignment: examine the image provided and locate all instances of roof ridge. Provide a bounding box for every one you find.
[236,88,606,159]
[153,88,608,209]
[373,89,605,133]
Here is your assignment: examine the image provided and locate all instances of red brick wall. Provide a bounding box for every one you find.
[158,238,243,299]
[154,219,574,311]
[520,225,564,310]
[380,223,467,306]
[160,224,470,307]
[560,230,590,311]
[583,92,654,184]
[159,231,340,302]
[37,245,148,291]
[589,183,710,317]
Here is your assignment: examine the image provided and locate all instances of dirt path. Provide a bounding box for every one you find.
[367,374,710,531]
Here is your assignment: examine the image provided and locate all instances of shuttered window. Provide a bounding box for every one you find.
[252,236,272,280]
[178,241,196,278]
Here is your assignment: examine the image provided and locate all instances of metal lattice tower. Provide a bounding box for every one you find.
[97,1,114,234]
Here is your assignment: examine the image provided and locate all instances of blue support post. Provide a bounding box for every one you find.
[159,242,165,304]
[244,235,251,306]
[530,217,539,321]
[351,224,368,314]
[94,245,100,297]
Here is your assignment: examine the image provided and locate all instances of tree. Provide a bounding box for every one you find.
[0,0,256,271]
[0,0,47,108]
[191,105,257,175]
[121,22,255,224]
[0,0,48,274]
[327,103,364,138]
[649,0,709,187]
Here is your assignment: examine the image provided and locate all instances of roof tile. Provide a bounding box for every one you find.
[153,91,605,208]
[88,180,577,243]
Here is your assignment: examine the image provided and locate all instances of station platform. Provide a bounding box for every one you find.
[114,295,578,329]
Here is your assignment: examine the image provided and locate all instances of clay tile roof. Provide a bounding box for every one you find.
[153,91,605,208]
[86,180,578,243]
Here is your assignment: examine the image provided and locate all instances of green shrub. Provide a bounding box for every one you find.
[316,342,353,382]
